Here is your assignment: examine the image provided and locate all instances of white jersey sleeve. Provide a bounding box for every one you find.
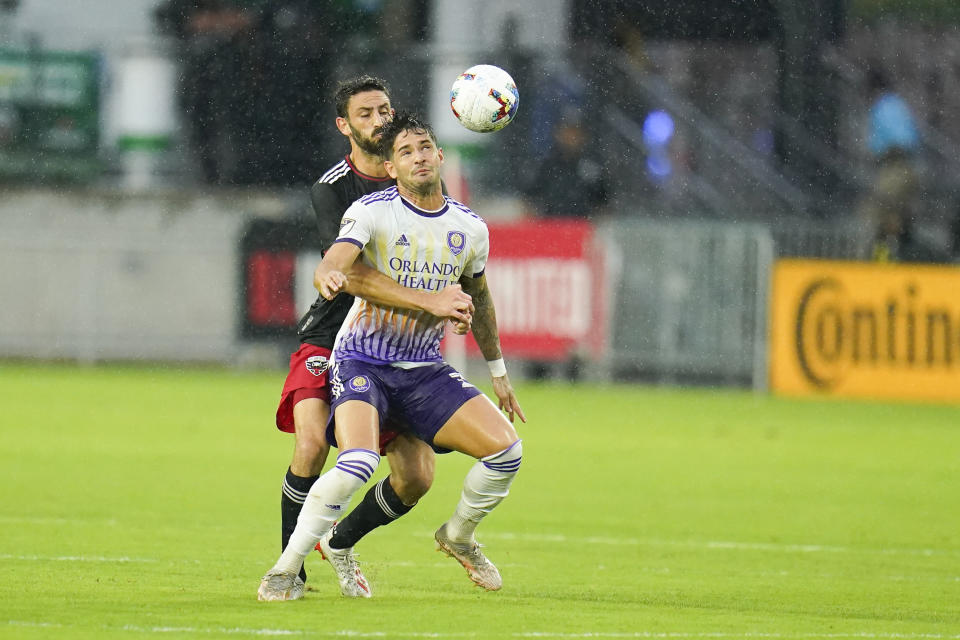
[463,223,489,278]
[335,200,375,249]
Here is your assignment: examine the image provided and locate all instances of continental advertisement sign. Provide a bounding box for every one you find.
[770,259,960,403]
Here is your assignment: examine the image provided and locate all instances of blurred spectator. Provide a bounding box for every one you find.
[857,68,922,252]
[474,12,536,196]
[521,111,609,219]
[869,205,949,264]
[527,57,587,163]
[156,0,345,186]
[866,68,920,160]
[155,0,257,184]
[243,0,345,185]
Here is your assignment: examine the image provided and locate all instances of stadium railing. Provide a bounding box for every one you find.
[598,217,774,390]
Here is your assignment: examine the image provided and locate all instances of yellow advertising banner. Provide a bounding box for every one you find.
[770,259,960,403]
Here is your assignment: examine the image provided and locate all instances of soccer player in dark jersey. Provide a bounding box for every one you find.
[273,76,472,599]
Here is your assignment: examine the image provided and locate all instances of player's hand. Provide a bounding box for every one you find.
[451,316,472,335]
[427,284,473,324]
[492,373,526,424]
[317,270,348,300]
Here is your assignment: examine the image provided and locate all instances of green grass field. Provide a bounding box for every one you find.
[1,362,959,639]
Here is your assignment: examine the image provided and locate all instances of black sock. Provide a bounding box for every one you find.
[281,467,318,582]
[329,476,413,549]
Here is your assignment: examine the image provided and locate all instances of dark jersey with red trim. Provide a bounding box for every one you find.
[297,155,394,348]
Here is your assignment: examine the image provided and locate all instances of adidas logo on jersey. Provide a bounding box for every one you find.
[395,234,410,246]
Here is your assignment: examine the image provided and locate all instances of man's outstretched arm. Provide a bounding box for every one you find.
[314,243,473,327]
[460,273,525,423]
[345,261,472,326]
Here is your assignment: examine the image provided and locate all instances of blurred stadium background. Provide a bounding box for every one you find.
[2,0,960,403]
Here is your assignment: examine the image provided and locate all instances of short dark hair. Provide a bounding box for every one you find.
[378,110,438,158]
[333,75,391,118]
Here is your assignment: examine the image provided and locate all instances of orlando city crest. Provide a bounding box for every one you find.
[349,376,371,392]
[447,230,466,256]
[305,355,329,377]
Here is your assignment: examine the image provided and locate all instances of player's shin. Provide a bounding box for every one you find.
[445,440,522,543]
[329,475,414,549]
[281,468,320,581]
[272,449,380,574]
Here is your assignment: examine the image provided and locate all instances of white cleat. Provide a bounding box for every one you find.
[434,523,502,591]
[257,570,305,601]
[317,530,372,598]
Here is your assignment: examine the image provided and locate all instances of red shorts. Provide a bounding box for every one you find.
[276,344,332,433]
[275,343,402,454]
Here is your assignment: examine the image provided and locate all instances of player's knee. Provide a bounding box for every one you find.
[390,466,433,505]
[384,433,435,504]
[294,412,329,454]
[294,429,328,455]
[481,439,522,476]
[292,431,329,476]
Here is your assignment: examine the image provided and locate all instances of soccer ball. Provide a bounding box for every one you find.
[449,65,519,133]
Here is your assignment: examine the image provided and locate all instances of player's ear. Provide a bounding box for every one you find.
[384,159,398,179]
[437,146,444,164]
[335,116,351,137]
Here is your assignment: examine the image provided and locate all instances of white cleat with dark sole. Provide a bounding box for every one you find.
[434,523,502,591]
[257,570,305,601]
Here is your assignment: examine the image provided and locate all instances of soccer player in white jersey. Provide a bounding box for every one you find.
[271,76,473,600]
[258,112,525,600]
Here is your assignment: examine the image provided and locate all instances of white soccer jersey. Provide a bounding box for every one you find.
[332,186,488,365]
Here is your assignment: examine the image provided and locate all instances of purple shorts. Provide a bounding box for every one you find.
[327,359,482,452]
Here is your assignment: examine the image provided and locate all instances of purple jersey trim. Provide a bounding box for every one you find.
[335,237,364,249]
[446,196,486,223]
[360,188,399,205]
[401,196,449,218]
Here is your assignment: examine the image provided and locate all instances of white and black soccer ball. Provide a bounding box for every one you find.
[449,64,519,133]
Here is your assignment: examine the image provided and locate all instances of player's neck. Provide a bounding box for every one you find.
[349,148,388,178]
[397,183,445,211]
